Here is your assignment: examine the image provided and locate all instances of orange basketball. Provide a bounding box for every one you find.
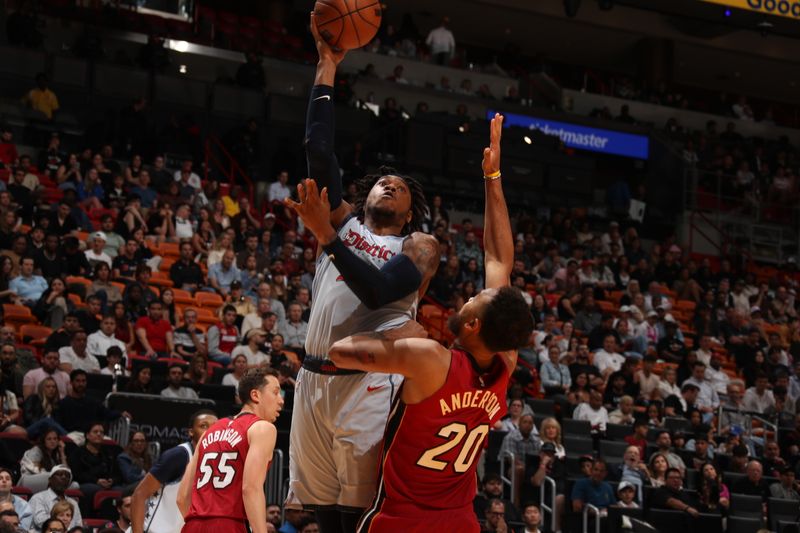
[314,0,382,51]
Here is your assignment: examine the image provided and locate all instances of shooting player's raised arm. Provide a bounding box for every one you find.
[304,11,352,227]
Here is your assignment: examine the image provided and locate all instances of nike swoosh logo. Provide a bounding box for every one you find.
[367,385,384,393]
[314,95,331,101]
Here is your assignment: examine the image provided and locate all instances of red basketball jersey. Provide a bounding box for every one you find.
[185,412,263,523]
[366,348,510,515]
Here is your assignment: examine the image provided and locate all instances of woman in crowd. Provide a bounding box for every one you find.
[50,500,75,529]
[22,378,65,438]
[539,417,566,458]
[113,301,136,353]
[125,365,153,394]
[0,256,15,304]
[160,288,178,327]
[697,462,730,513]
[19,429,71,492]
[33,277,71,329]
[184,355,209,385]
[647,452,669,487]
[222,353,248,404]
[117,431,152,485]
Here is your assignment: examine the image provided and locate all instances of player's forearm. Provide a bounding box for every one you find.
[243,485,268,533]
[305,83,343,210]
[314,58,337,87]
[484,178,514,282]
[322,238,421,309]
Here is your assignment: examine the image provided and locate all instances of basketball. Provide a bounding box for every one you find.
[313,0,382,51]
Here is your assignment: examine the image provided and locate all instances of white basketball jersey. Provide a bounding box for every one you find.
[305,215,418,356]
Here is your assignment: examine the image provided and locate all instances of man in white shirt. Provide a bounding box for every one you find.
[28,465,82,531]
[593,334,625,378]
[573,390,609,434]
[743,372,775,414]
[682,362,719,421]
[267,170,291,203]
[231,328,270,367]
[87,315,127,361]
[84,231,113,268]
[160,364,198,400]
[705,353,731,397]
[425,16,455,65]
[58,330,100,373]
[173,159,201,190]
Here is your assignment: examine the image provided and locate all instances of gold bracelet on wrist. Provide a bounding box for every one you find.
[484,170,501,180]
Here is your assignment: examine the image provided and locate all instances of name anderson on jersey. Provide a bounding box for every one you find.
[201,427,243,449]
[439,390,501,419]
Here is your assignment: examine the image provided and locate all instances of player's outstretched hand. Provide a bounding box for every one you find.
[310,11,346,65]
[285,178,337,244]
[481,112,504,177]
[383,320,429,341]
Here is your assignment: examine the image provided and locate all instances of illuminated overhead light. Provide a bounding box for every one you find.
[523,136,532,145]
[179,65,187,74]
[173,40,190,53]
[724,9,731,16]
[458,126,465,133]
[563,0,581,17]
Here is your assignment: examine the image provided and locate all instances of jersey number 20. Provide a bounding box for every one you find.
[417,423,489,473]
[196,451,238,489]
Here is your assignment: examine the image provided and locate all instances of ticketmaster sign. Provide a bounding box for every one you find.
[491,110,650,160]
[701,0,800,19]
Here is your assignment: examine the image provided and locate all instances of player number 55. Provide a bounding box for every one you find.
[417,423,489,473]
[196,451,238,489]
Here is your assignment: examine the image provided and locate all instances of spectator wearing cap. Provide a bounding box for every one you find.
[529,441,566,529]
[684,429,714,469]
[770,466,799,500]
[221,280,255,319]
[231,328,270,367]
[587,314,619,352]
[29,465,82,530]
[84,232,112,269]
[743,371,774,414]
[657,318,687,364]
[615,481,638,508]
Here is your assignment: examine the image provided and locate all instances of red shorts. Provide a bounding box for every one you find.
[357,502,479,533]
[181,517,248,533]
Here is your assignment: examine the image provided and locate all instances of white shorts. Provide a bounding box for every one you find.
[287,368,402,509]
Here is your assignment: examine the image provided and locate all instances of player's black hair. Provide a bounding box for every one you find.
[238,367,280,405]
[478,286,535,353]
[352,165,426,235]
[188,409,217,427]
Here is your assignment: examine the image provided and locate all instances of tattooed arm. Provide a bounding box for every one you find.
[329,333,448,378]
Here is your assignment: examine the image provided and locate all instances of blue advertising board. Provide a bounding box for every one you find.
[489,110,650,159]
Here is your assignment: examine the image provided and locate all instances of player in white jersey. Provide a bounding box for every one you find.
[283,13,440,533]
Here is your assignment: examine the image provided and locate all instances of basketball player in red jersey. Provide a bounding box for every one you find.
[326,113,534,532]
[177,367,284,533]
